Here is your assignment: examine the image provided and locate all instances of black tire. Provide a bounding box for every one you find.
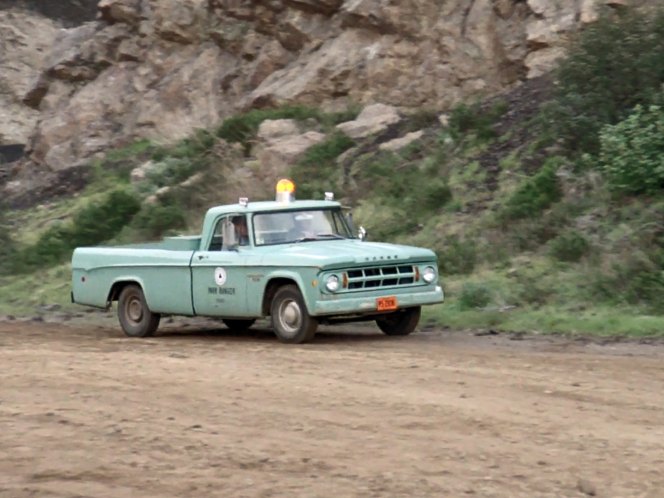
[222,318,256,331]
[117,285,160,338]
[270,285,317,344]
[376,306,421,336]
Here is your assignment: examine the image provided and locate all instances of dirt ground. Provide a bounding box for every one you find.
[1,318,663,498]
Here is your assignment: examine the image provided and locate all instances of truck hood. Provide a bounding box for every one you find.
[255,239,436,268]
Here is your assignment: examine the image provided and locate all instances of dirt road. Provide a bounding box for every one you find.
[1,319,663,497]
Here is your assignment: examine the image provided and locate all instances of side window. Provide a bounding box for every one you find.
[208,214,249,251]
[209,217,226,251]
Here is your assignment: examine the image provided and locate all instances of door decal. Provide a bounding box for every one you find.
[214,267,227,286]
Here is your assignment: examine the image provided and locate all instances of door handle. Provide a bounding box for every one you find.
[197,254,209,260]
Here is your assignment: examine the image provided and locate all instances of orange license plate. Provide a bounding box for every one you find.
[376,296,398,311]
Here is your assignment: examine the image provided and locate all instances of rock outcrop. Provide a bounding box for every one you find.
[0,9,60,145]
[0,0,652,200]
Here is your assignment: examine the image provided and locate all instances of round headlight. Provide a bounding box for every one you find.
[325,275,340,292]
[422,266,436,283]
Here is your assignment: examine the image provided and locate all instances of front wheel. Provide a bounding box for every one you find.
[118,285,160,338]
[376,306,421,336]
[270,285,317,344]
[222,319,256,331]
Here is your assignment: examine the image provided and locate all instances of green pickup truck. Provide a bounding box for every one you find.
[71,180,444,343]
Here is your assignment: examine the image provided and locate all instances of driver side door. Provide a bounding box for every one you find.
[191,214,250,317]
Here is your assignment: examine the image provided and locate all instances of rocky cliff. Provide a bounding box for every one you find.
[0,0,641,199]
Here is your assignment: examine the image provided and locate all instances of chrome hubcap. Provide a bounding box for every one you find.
[127,297,143,323]
[278,299,301,337]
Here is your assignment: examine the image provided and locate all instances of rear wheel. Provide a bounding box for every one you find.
[222,319,256,331]
[376,306,421,336]
[270,285,317,344]
[118,285,160,338]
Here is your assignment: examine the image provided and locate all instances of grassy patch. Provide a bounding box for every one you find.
[0,264,75,315]
[424,304,664,337]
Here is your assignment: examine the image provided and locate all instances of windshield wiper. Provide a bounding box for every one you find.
[293,237,318,243]
[315,233,346,239]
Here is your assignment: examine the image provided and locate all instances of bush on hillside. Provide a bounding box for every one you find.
[437,235,478,275]
[545,8,664,155]
[548,230,591,262]
[448,100,507,142]
[500,158,563,221]
[599,103,664,195]
[131,202,187,239]
[458,282,492,310]
[15,188,141,272]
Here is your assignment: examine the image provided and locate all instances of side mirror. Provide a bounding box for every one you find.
[358,226,367,241]
[221,219,238,250]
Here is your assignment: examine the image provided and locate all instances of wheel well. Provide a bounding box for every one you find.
[262,278,298,316]
[107,281,141,305]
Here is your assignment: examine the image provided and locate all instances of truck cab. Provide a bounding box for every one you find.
[72,180,444,343]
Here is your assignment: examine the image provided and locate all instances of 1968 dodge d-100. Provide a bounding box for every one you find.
[72,179,444,343]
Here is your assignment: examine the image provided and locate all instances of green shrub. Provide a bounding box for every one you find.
[405,110,440,132]
[15,188,141,272]
[599,103,664,195]
[548,230,591,262]
[500,159,562,221]
[458,282,492,310]
[449,100,507,142]
[292,132,355,199]
[437,235,477,275]
[545,8,664,155]
[131,202,187,238]
[69,189,141,247]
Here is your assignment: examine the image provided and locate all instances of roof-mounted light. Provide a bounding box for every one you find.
[324,192,334,201]
[239,197,249,207]
[275,178,295,203]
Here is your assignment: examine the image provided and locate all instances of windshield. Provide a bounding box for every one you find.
[252,209,353,246]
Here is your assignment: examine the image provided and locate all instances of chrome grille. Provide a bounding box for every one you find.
[346,265,416,290]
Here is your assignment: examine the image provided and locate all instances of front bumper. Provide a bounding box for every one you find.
[312,286,444,316]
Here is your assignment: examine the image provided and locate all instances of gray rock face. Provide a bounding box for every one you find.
[0,9,59,145]
[0,0,654,198]
[254,120,327,179]
[336,103,401,139]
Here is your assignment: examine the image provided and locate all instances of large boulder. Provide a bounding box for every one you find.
[0,9,60,144]
[336,104,401,139]
[254,119,326,178]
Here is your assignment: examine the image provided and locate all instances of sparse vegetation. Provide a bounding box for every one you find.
[499,158,563,221]
[216,105,360,155]
[448,100,508,142]
[291,132,355,199]
[3,8,664,336]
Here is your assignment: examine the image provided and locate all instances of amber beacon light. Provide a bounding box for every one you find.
[275,178,296,203]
